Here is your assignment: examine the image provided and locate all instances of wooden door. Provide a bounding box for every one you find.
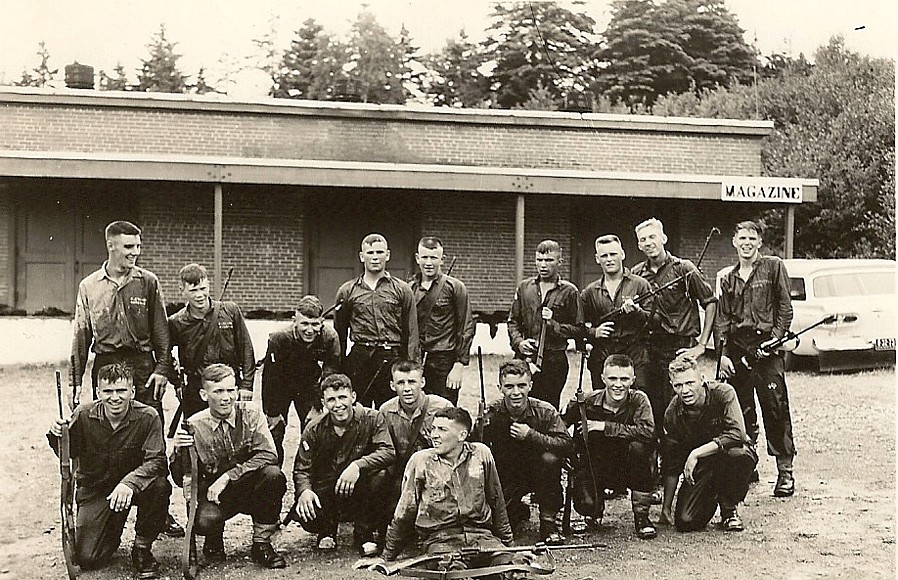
[16,193,76,313]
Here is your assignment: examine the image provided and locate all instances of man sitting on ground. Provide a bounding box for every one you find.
[291,374,395,555]
[661,355,758,532]
[48,362,170,579]
[562,354,657,539]
[171,364,287,569]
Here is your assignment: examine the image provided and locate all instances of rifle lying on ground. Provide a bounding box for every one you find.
[597,227,720,324]
[562,343,602,534]
[55,370,79,580]
[360,542,605,577]
[730,315,837,372]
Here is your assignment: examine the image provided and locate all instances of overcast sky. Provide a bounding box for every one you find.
[0,0,893,95]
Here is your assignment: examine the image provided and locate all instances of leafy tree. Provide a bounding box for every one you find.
[343,9,406,104]
[482,1,601,109]
[597,0,757,109]
[420,30,491,108]
[15,41,57,87]
[99,63,130,91]
[652,37,895,259]
[137,24,189,93]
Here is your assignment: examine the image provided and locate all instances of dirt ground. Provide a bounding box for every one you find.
[0,355,894,580]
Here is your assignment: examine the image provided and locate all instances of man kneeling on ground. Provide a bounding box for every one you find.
[48,362,170,579]
[171,364,287,569]
[661,355,758,532]
[562,354,657,539]
[291,373,395,555]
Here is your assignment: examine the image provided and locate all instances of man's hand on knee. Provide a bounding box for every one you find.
[297,489,321,522]
[107,483,134,512]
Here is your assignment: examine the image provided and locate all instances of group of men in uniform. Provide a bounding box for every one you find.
[47,216,797,578]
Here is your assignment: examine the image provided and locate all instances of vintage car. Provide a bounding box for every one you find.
[716,258,895,371]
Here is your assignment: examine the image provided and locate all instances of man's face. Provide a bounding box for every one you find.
[107,234,141,270]
[391,369,425,408]
[430,416,466,457]
[360,241,390,274]
[601,364,635,403]
[415,244,444,279]
[670,368,704,407]
[535,251,561,280]
[732,228,762,261]
[293,312,323,343]
[322,386,356,424]
[499,372,532,412]
[181,278,210,310]
[595,241,624,276]
[97,378,134,419]
[636,225,667,260]
[200,375,238,418]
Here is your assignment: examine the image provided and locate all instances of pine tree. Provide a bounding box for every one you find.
[137,24,189,93]
[421,30,490,108]
[99,63,130,91]
[15,41,58,88]
[344,9,406,104]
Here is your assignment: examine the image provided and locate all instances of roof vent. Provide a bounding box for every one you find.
[65,62,94,89]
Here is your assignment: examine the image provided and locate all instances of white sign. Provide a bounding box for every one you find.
[721,177,803,203]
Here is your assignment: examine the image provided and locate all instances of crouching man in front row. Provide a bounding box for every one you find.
[48,362,170,579]
[171,364,287,569]
[291,373,395,556]
[661,355,758,532]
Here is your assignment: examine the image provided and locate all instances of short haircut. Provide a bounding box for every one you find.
[296,295,324,318]
[321,373,354,393]
[668,354,699,375]
[361,233,388,249]
[734,220,763,238]
[536,239,562,256]
[418,236,444,251]
[105,220,141,239]
[594,234,622,249]
[179,263,208,286]
[498,359,532,382]
[96,362,133,385]
[201,363,235,385]
[635,218,665,236]
[391,359,423,377]
[435,407,472,433]
[604,353,634,370]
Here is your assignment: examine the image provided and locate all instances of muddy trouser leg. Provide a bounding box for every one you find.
[674,447,757,531]
[626,441,656,518]
[196,466,287,544]
[572,434,625,518]
[75,476,169,569]
[423,350,458,405]
[270,420,287,467]
[299,483,339,539]
[752,353,796,460]
[350,469,390,545]
[729,363,760,447]
[529,350,569,411]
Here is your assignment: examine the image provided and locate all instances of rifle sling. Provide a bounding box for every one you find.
[184,301,222,378]
[416,275,450,341]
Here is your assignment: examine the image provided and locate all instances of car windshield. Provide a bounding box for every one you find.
[812,271,895,298]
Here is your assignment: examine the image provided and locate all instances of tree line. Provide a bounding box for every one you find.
[9,1,895,259]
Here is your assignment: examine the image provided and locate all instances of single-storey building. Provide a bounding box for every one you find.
[0,87,817,318]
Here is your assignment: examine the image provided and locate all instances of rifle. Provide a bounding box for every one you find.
[365,542,605,576]
[598,227,720,323]
[562,343,602,533]
[477,346,486,441]
[732,315,837,373]
[180,418,199,579]
[55,370,79,580]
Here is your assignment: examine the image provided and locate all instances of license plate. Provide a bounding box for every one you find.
[874,338,896,351]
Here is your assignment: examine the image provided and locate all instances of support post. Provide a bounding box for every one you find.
[784,206,795,258]
[214,183,223,297]
[515,194,525,284]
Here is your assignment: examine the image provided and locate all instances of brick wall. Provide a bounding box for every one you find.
[137,183,305,311]
[0,95,766,177]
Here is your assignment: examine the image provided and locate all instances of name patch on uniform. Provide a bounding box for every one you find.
[129,297,147,307]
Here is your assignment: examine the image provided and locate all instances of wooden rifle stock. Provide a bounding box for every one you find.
[477,347,486,441]
[55,370,79,579]
[180,416,199,579]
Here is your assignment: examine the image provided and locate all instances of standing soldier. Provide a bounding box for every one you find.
[410,236,475,405]
[507,240,580,409]
[580,234,652,392]
[631,218,718,435]
[262,295,341,466]
[335,233,419,408]
[167,263,256,418]
[70,220,183,537]
[716,221,796,497]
